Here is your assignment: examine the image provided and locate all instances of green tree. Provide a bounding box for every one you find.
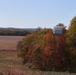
[67,16,76,70]
[67,16,76,47]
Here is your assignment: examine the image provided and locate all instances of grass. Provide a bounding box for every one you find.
[0,36,76,75]
[0,52,75,75]
[0,51,76,75]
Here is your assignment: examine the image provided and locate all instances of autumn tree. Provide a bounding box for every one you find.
[66,16,76,70]
[17,28,68,71]
[67,16,76,47]
[56,23,64,26]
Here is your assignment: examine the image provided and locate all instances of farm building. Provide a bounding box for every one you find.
[53,25,66,36]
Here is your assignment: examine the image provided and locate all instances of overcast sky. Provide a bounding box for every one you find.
[0,0,76,28]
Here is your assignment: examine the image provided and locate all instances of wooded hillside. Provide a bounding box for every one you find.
[0,28,36,36]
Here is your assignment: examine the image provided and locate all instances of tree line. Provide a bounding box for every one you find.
[0,28,33,36]
[17,16,76,72]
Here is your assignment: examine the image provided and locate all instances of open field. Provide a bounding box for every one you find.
[0,36,24,50]
[0,36,76,75]
[0,51,76,75]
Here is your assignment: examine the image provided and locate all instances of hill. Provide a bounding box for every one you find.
[0,28,36,36]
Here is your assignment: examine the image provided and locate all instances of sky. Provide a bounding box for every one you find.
[0,0,76,28]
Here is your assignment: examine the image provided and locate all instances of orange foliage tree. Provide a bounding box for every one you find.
[17,28,68,71]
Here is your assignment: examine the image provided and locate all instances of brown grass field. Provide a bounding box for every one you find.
[0,36,24,50]
[0,36,76,75]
